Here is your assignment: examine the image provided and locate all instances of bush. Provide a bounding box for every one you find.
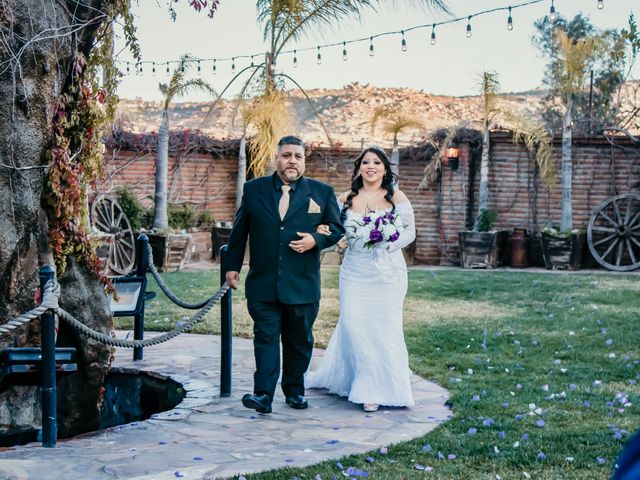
[475,208,497,232]
[197,210,215,227]
[168,204,197,230]
[115,187,145,230]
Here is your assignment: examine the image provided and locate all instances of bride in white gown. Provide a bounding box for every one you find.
[306,146,416,412]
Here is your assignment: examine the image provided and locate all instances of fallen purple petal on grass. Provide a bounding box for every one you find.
[379,447,388,455]
[193,456,203,461]
[583,400,591,407]
[515,414,524,421]
[336,462,343,470]
[501,402,510,408]
[468,428,478,436]
[422,444,432,452]
[285,459,294,463]
[614,432,623,440]
[448,454,457,460]
[345,466,368,477]
[499,431,506,439]
[569,384,578,390]
[326,439,339,444]
[597,457,606,465]
[483,418,495,427]
[472,395,480,402]
[537,452,547,461]
[536,419,546,427]
[415,464,426,470]
[174,472,185,478]
[521,433,529,440]
[606,339,613,346]
[158,441,167,445]
[366,457,375,463]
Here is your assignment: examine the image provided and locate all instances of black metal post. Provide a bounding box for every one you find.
[39,266,57,448]
[219,244,232,397]
[133,234,150,361]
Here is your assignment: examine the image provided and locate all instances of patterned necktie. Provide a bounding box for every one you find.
[279,184,291,220]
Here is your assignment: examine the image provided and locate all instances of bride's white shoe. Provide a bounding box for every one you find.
[363,403,379,412]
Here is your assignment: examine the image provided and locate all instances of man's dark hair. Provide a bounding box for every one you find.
[278,135,304,149]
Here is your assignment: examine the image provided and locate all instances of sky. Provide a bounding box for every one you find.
[114,0,639,102]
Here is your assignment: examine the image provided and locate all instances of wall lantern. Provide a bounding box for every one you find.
[445,146,459,171]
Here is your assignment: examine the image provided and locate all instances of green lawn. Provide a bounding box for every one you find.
[116,268,640,479]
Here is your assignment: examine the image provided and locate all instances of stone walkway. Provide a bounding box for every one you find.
[0,332,450,480]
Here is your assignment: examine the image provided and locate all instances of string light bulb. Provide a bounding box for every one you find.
[231,57,235,74]
[152,63,156,76]
[166,62,170,75]
[597,0,603,9]
[250,55,255,67]
[401,30,407,52]
[369,37,374,57]
[317,46,322,65]
[342,42,348,61]
[549,0,557,21]
[507,6,513,30]
[197,60,201,74]
[212,59,216,75]
[137,63,143,75]
[126,62,130,74]
[430,24,437,45]
[293,50,298,68]
[466,16,472,38]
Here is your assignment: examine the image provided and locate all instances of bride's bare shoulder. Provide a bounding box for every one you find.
[338,191,351,203]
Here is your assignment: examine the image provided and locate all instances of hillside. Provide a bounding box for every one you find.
[115,81,639,148]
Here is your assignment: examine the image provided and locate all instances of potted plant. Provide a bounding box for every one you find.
[459,209,509,269]
[540,225,585,270]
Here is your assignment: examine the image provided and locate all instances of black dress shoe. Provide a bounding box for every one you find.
[285,394,308,409]
[242,393,272,414]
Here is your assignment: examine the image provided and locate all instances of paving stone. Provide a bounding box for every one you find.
[0,332,449,479]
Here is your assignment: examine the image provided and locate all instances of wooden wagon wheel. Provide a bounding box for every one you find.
[90,194,136,275]
[587,193,640,271]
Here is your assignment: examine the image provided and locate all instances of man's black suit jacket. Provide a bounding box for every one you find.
[225,174,345,304]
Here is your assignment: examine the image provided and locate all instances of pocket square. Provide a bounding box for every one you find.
[308,198,321,214]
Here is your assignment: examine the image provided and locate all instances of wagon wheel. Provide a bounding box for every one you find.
[587,193,640,271]
[90,195,135,275]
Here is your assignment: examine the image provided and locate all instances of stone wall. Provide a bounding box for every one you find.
[98,132,640,266]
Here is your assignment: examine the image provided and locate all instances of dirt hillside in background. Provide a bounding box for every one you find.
[115,81,639,148]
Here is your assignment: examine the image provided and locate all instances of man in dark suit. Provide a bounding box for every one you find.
[225,135,345,414]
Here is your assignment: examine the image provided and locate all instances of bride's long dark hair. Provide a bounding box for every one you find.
[341,146,397,221]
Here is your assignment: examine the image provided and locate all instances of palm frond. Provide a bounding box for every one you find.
[507,113,555,188]
[247,89,293,176]
[370,105,423,140]
[554,29,603,96]
[478,70,501,128]
[381,117,424,137]
[370,105,396,136]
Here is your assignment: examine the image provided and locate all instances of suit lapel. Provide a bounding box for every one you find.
[259,176,280,224]
[284,176,311,221]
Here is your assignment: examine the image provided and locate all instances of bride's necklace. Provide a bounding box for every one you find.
[361,187,383,212]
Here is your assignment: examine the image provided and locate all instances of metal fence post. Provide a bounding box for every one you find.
[39,265,57,448]
[219,244,232,397]
[133,234,150,361]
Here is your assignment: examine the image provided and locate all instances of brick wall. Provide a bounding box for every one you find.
[98,132,640,266]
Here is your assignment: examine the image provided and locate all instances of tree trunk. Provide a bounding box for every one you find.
[0,0,113,438]
[236,135,247,211]
[153,110,170,230]
[477,127,490,215]
[390,137,400,189]
[561,97,573,232]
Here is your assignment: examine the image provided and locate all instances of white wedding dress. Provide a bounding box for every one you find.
[306,201,416,407]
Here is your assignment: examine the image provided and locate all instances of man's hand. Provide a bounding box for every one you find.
[225,271,240,289]
[290,232,317,253]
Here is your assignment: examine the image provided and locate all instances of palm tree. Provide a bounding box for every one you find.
[153,55,217,230]
[208,1,451,178]
[476,71,501,228]
[553,29,602,231]
[370,105,424,188]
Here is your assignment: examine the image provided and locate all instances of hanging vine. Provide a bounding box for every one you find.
[43,1,140,284]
